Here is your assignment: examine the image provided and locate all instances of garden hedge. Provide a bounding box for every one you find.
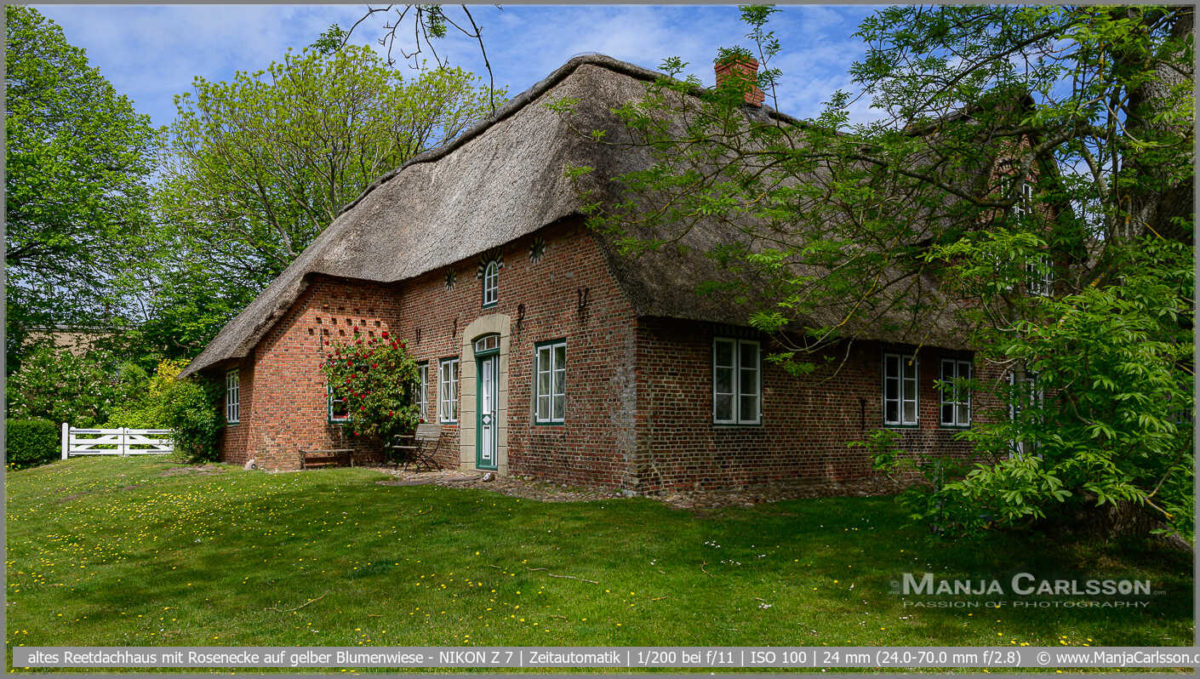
[6,418,59,468]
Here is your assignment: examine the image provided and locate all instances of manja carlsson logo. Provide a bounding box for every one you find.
[892,573,1153,597]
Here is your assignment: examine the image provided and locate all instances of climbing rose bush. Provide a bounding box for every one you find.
[320,331,421,443]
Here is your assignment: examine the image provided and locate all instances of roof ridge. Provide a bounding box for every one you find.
[335,54,802,218]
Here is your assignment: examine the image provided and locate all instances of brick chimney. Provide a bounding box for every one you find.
[714,56,765,107]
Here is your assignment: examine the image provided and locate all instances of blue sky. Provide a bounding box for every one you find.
[35,4,885,130]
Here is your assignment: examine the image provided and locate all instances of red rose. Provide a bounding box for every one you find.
[371,363,377,369]
[381,331,389,338]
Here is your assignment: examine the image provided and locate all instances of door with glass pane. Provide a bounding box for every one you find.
[476,353,498,470]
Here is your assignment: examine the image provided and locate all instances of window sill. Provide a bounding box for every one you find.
[881,423,920,429]
[939,424,971,430]
[712,421,763,428]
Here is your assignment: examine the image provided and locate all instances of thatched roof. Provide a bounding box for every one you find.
[183,55,965,378]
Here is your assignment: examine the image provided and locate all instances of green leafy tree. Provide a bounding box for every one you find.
[6,344,148,427]
[561,5,1192,540]
[321,331,421,445]
[4,6,159,371]
[134,44,501,358]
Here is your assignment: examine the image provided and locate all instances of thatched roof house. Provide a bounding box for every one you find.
[185,55,991,492]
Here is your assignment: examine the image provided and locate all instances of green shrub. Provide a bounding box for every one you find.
[161,377,223,463]
[6,418,59,469]
[105,359,190,428]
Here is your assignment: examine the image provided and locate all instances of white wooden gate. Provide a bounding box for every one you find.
[61,424,174,458]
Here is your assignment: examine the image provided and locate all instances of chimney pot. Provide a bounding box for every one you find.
[715,56,765,107]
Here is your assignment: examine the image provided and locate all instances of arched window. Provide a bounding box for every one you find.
[482,260,499,308]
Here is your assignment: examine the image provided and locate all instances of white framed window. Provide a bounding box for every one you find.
[713,338,761,425]
[438,357,459,423]
[482,260,498,308]
[939,359,972,428]
[1026,256,1053,296]
[414,363,428,421]
[883,353,918,426]
[534,340,566,424]
[328,385,350,423]
[1012,180,1034,219]
[225,369,240,424]
[474,334,499,354]
[1008,370,1043,458]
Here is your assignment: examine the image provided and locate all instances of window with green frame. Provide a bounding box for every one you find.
[225,369,240,424]
[534,340,566,423]
[713,338,761,425]
[328,385,350,423]
[883,352,918,426]
[939,358,971,428]
[438,357,459,423]
[414,362,429,421]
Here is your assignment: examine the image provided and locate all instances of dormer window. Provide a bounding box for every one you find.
[482,260,498,308]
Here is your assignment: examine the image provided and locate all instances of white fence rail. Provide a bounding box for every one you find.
[61,424,174,458]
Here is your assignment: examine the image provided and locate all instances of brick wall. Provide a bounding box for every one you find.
[215,218,641,482]
[212,219,1001,493]
[631,318,996,493]
[219,277,404,469]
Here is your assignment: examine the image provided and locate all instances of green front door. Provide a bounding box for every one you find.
[476,353,498,470]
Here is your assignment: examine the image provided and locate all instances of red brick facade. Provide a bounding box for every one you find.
[210,218,990,493]
[632,318,993,492]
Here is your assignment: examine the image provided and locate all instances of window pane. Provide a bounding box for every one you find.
[739,367,758,397]
[903,401,916,424]
[885,355,899,380]
[714,394,734,422]
[553,392,564,421]
[957,402,970,426]
[942,402,954,425]
[714,340,733,368]
[537,395,549,421]
[715,366,733,395]
[552,368,565,399]
[885,377,898,401]
[739,395,758,422]
[885,401,899,424]
[554,344,565,372]
[538,367,551,398]
[739,341,758,369]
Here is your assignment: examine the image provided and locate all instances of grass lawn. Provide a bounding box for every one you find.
[6,457,1193,661]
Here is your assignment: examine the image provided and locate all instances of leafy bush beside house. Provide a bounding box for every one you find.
[160,375,224,463]
[104,358,189,428]
[6,418,59,468]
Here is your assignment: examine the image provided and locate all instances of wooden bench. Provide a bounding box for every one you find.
[386,423,443,472]
[299,447,355,469]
